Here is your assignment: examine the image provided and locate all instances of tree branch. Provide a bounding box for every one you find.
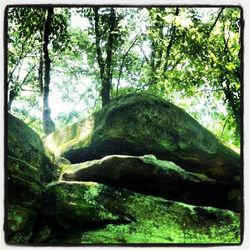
[163,7,179,72]
[208,8,224,34]
[116,36,140,96]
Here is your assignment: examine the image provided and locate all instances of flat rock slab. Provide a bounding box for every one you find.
[43,181,241,244]
[45,94,240,181]
[61,154,238,210]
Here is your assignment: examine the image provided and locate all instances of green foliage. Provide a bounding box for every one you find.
[7,6,241,148]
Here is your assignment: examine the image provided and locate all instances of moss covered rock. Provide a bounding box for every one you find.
[42,181,241,244]
[61,154,239,211]
[6,113,56,244]
[8,113,55,183]
[45,94,240,181]
[7,156,42,210]
[6,204,37,244]
[43,181,130,230]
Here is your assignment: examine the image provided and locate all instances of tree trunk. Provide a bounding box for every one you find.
[102,7,115,106]
[94,7,116,107]
[8,90,16,111]
[42,7,55,135]
[38,46,44,93]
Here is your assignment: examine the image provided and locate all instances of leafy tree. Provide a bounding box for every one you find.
[138,7,241,145]
[7,7,45,111]
[7,7,70,135]
[6,6,242,148]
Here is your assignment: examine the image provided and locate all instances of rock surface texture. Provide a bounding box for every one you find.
[6,114,54,244]
[45,94,240,181]
[6,94,242,245]
[8,114,55,184]
[42,181,240,244]
[61,154,237,210]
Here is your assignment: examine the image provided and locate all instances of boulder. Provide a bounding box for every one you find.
[61,154,239,211]
[6,113,55,244]
[45,94,240,181]
[6,156,43,243]
[8,113,55,184]
[42,181,241,244]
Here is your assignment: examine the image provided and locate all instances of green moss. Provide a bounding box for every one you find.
[8,113,55,183]
[45,116,95,157]
[6,204,37,244]
[44,93,240,180]
[78,196,240,244]
[7,156,42,210]
[42,181,240,244]
[43,181,122,229]
[8,113,44,169]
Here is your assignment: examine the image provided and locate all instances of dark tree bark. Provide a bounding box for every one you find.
[94,7,116,107]
[38,46,44,93]
[102,7,115,106]
[42,7,55,135]
[8,90,16,111]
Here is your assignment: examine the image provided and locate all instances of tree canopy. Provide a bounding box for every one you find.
[6,6,242,148]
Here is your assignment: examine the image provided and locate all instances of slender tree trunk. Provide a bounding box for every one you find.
[102,7,115,106]
[38,46,44,93]
[8,64,37,111]
[94,7,116,107]
[42,7,55,135]
[117,36,140,96]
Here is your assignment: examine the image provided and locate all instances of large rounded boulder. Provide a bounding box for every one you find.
[45,93,240,181]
